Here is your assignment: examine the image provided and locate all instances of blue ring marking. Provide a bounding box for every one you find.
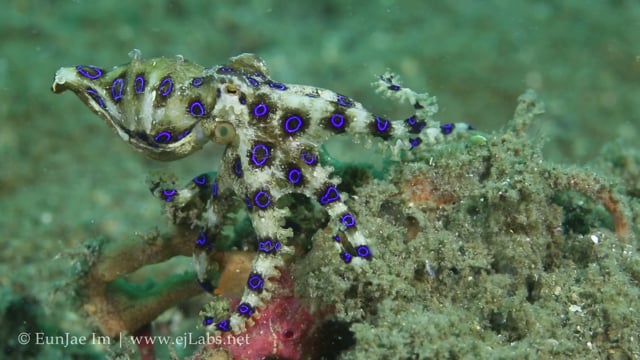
[340,213,356,228]
[268,81,287,90]
[387,84,401,91]
[253,103,269,117]
[356,245,372,259]
[110,78,125,102]
[440,123,455,135]
[406,115,426,134]
[340,251,353,264]
[189,101,206,117]
[247,273,264,292]
[336,95,354,107]
[86,88,106,109]
[409,137,422,149]
[233,159,243,177]
[246,76,260,87]
[158,77,173,97]
[237,303,255,317]
[319,186,340,205]
[376,116,390,132]
[193,174,208,186]
[212,182,219,197]
[154,131,172,144]
[216,319,231,332]
[195,230,213,251]
[134,75,145,93]
[333,235,341,242]
[372,116,392,140]
[76,65,103,79]
[218,66,233,72]
[258,239,281,254]
[284,115,304,134]
[330,113,345,129]
[253,190,271,209]
[192,77,204,87]
[203,316,214,326]
[257,239,272,253]
[196,278,215,293]
[195,230,207,246]
[161,188,177,202]
[176,129,191,140]
[287,168,302,185]
[252,72,267,79]
[251,144,270,167]
[301,152,317,166]
[245,196,252,209]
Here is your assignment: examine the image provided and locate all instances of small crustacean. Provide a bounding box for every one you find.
[52,49,472,333]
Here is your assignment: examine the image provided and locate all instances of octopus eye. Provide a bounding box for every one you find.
[213,122,237,144]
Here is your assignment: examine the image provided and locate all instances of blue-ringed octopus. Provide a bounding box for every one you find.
[51,49,472,333]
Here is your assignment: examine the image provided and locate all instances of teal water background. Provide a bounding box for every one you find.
[0,1,638,358]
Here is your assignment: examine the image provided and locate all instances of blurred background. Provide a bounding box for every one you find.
[0,0,637,358]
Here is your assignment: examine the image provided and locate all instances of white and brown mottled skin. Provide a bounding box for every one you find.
[52,49,471,333]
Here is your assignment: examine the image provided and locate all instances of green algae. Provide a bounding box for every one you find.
[1,2,638,359]
[295,91,640,359]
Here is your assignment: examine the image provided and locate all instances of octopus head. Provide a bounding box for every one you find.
[52,50,217,161]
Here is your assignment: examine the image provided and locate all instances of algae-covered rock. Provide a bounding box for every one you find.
[296,91,639,359]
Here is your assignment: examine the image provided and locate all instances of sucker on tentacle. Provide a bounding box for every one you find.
[52,49,473,333]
